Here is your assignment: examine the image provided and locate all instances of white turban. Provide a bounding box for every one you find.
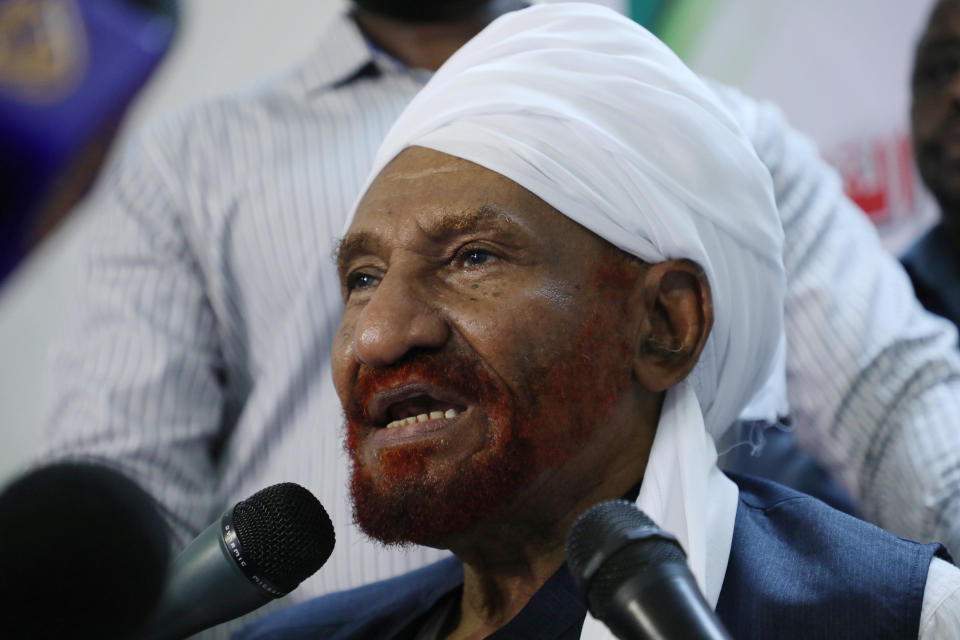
[346,2,786,628]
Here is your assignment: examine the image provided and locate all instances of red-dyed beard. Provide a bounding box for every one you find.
[343,265,637,548]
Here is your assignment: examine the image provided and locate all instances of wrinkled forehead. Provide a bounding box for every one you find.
[349,146,592,241]
[337,146,635,286]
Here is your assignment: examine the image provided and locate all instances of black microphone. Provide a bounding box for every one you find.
[565,500,732,640]
[0,461,171,639]
[143,482,335,640]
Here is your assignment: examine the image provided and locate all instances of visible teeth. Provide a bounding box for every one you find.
[384,408,462,429]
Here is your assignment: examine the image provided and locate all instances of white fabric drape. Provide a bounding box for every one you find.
[346,3,787,632]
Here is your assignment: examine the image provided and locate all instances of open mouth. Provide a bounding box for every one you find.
[382,394,465,429]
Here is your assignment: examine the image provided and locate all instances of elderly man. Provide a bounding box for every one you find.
[236,5,960,639]
[41,5,960,624]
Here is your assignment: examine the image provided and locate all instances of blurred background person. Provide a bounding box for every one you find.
[905,0,960,330]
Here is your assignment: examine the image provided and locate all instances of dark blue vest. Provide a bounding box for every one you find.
[716,473,945,638]
[235,474,945,639]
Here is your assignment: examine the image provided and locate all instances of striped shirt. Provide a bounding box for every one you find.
[43,11,960,638]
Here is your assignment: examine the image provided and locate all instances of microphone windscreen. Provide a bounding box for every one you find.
[231,483,335,593]
[566,499,686,620]
[0,461,170,639]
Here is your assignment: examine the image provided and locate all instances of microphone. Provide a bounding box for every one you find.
[143,482,335,640]
[565,500,732,640]
[0,461,171,639]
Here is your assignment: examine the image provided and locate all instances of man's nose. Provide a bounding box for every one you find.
[353,271,449,367]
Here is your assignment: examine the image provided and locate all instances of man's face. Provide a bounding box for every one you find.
[912,0,960,215]
[333,147,650,548]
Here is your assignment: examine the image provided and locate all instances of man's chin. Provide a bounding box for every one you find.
[348,436,540,548]
[350,470,482,548]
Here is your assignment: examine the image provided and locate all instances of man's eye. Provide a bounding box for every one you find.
[461,248,497,266]
[346,272,378,291]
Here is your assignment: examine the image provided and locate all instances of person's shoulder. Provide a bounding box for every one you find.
[730,471,945,560]
[134,77,304,158]
[901,223,948,271]
[121,67,322,194]
[698,79,760,130]
[699,77,812,167]
[233,556,464,640]
[130,11,367,162]
[729,470,820,510]
[721,473,944,638]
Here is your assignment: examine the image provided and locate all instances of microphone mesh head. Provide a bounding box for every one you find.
[232,483,335,593]
[566,499,686,620]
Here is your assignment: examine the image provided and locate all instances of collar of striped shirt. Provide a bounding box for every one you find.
[299,11,434,94]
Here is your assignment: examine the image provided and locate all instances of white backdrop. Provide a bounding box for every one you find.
[686,0,940,251]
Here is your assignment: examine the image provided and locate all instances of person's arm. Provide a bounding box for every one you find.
[41,119,232,549]
[711,82,960,554]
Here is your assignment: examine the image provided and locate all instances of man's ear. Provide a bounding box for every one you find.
[631,259,712,392]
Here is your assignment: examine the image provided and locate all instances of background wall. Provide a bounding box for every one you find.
[0,0,941,485]
[681,0,940,251]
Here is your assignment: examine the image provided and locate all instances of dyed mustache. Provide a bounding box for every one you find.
[344,350,498,424]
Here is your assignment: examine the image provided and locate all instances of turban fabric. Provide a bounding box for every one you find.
[347,3,786,631]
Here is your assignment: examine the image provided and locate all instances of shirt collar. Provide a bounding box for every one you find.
[904,222,960,325]
[297,11,432,93]
[491,565,585,639]
[411,564,586,640]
